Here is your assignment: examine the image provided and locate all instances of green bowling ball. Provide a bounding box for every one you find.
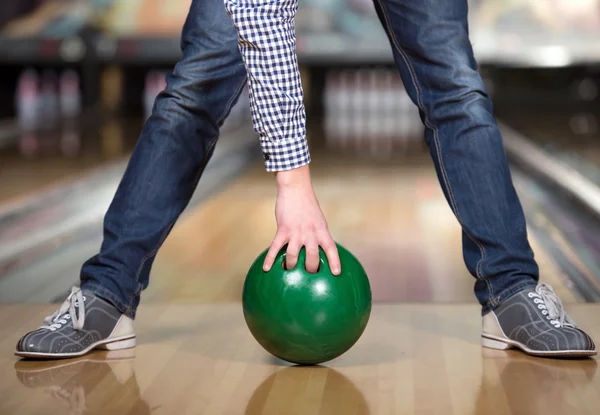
[242,243,372,365]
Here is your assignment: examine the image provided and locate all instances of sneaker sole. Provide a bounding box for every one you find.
[481,334,597,358]
[14,335,136,359]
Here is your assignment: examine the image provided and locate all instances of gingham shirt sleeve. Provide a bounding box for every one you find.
[225,0,310,172]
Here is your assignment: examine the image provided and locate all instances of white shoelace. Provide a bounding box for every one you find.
[528,283,576,328]
[40,287,86,331]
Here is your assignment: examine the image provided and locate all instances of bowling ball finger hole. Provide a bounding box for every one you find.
[280,255,321,273]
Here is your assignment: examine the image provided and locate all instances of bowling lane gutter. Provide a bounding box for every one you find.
[499,122,600,219]
[0,122,260,283]
[499,121,600,300]
[511,166,600,302]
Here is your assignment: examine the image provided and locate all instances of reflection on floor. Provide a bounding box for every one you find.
[2,303,598,414]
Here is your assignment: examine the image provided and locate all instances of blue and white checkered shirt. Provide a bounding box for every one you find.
[225,0,310,172]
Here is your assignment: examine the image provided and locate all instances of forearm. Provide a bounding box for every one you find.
[224,0,310,173]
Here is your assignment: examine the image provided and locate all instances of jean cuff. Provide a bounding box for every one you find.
[81,282,137,320]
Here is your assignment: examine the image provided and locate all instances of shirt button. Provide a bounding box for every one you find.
[263,152,270,161]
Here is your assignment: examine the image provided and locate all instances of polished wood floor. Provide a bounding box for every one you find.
[1,303,598,415]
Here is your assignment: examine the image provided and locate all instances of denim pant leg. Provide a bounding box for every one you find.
[373,0,539,313]
[80,0,247,318]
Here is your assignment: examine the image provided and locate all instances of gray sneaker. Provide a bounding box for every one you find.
[482,283,596,358]
[15,287,135,359]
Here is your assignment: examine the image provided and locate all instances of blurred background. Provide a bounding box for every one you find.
[1,0,600,307]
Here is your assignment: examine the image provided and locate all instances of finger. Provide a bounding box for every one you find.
[304,237,320,274]
[320,235,341,275]
[285,238,301,270]
[263,232,288,271]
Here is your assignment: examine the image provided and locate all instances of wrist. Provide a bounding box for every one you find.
[275,165,312,189]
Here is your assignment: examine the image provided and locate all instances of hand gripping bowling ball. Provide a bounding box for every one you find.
[243,243,371,365]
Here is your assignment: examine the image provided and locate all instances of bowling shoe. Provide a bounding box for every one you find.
[15,287,135,359]
[482,283,596,357]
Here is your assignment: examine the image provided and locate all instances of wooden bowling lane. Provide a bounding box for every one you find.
[145,154,579,304]
[1,303,598,414]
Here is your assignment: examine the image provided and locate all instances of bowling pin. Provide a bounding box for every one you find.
[411,98,423,142]
[347,70,359,151]
[367,69,379,138]
[40,69,60,129]
[352,69,368,153]
[15,68,39,131]
[15,68,40,157]
[59,70,82,119]
[361,68,373,154]
[337,70,352,152]
[381,71,395,156]
[367,69,382,158]
[374,70,393,159]
[398,78,412,154]
[59,70,82,157]
[324,70,339,148]
[389,74,402,152]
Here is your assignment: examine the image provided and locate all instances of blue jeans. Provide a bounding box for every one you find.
[81,0,538,318]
